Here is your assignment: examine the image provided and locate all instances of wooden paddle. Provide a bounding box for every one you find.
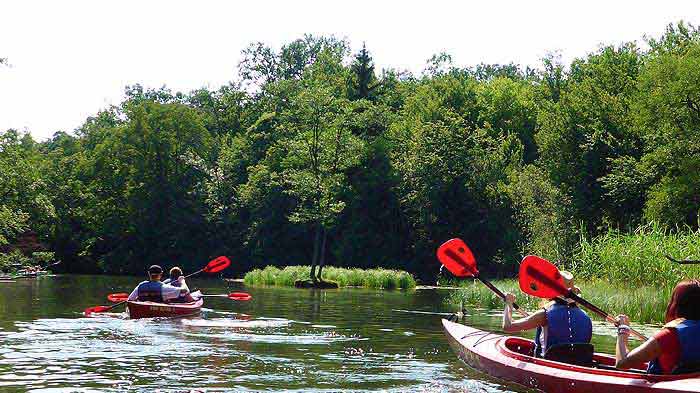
[437,238,528,317]
[518,255,648,341]
[84,256,232,316]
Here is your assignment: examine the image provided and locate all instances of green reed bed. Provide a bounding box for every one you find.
[444,278,671,323]
[571,223,700,287]
[244,265,416,290]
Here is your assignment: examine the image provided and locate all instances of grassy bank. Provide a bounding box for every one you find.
[445,279,671,323]
[571,223,700,287]
[244,266,416,290]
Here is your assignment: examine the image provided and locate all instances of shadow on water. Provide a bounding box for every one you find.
[0,275,640,392]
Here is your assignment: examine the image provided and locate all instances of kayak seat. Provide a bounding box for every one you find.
[543,343,594,367]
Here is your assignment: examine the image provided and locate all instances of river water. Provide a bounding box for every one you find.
[0,275,635,392]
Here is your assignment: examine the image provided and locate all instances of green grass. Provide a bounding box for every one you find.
[243,265,416,290]
[571,223,700,287]
[444,278,671,324]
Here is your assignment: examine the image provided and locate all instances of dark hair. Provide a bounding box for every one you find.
[665,280,700,322]
[148,265,163,274]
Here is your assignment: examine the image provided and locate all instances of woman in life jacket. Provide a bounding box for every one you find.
[165,266,195,303]
[615,279,700,374]
[503,271,593,359]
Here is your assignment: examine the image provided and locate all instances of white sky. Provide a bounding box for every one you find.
[1,0,698,140]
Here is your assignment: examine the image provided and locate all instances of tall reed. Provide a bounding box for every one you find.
[571,223,700,287]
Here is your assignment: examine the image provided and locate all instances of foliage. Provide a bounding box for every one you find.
[506,165,576,261]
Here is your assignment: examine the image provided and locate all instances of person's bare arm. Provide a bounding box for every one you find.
[502,293,546,332]
[615,315,661,370]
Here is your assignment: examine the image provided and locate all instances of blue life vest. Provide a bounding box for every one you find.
[534,301,593,357]
[648,319,700,374]
[136,280,164,302]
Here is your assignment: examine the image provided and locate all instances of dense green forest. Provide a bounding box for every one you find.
[1,22,699,281]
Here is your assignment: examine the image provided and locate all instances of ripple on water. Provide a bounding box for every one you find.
[180,318,292,329]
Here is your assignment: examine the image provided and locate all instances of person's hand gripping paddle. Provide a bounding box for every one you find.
[437,238,528,317]
[84,256,232,316]
[518,255,647,340]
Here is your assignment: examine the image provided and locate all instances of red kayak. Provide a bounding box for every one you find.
[127,298,203,319]
[442,319,700,393]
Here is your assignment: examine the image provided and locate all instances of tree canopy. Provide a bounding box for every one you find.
[2,22,699,280]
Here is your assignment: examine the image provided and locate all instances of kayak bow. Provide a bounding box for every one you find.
[442,319,700,393]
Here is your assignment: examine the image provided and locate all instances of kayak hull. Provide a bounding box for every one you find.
[442,319,700,393]
[127,298,203,319]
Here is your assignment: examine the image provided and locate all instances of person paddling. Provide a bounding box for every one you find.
[502,271,593,359]
[616,280,700,374]
[163,266,195,303]
[127,265,190,303]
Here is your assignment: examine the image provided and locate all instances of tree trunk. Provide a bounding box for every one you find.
[310,222,321,282]
[316,228,328,281]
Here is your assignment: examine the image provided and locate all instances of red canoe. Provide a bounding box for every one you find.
[442,319,700,393]
[127,298,203,319]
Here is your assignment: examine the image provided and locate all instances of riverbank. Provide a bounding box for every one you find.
[244,265,416,290]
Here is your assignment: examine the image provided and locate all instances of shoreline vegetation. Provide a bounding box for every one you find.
[244,266,416,290]
[443,225,700,324]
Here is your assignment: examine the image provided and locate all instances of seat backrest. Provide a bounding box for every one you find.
[544,343,594,367]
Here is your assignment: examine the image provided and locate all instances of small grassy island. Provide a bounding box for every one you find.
[244,265,416,290]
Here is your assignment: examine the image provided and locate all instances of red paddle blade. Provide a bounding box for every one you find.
[84,305,111,316]
[203,256,231,273]
[436,238,478,277]
[519,255,568,298]
[107,293,129,302]
[229,292,252,301]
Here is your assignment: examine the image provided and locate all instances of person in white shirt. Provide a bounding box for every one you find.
[163,266,195,303]
[127,265,189,303]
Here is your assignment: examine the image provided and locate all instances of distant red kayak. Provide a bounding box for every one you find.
[127,298,203,319]
[442,319,700,393]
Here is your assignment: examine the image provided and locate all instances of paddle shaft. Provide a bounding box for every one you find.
[665,255,700,264]
[476,275,529,317]
[197,294,232,297]
[100,300,128,313]
[567,291,648,341]
[184,269,203,279]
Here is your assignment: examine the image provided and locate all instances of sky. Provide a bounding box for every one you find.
[1,0,698,141]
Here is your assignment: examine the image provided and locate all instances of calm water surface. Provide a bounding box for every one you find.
[0,275,639,392]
